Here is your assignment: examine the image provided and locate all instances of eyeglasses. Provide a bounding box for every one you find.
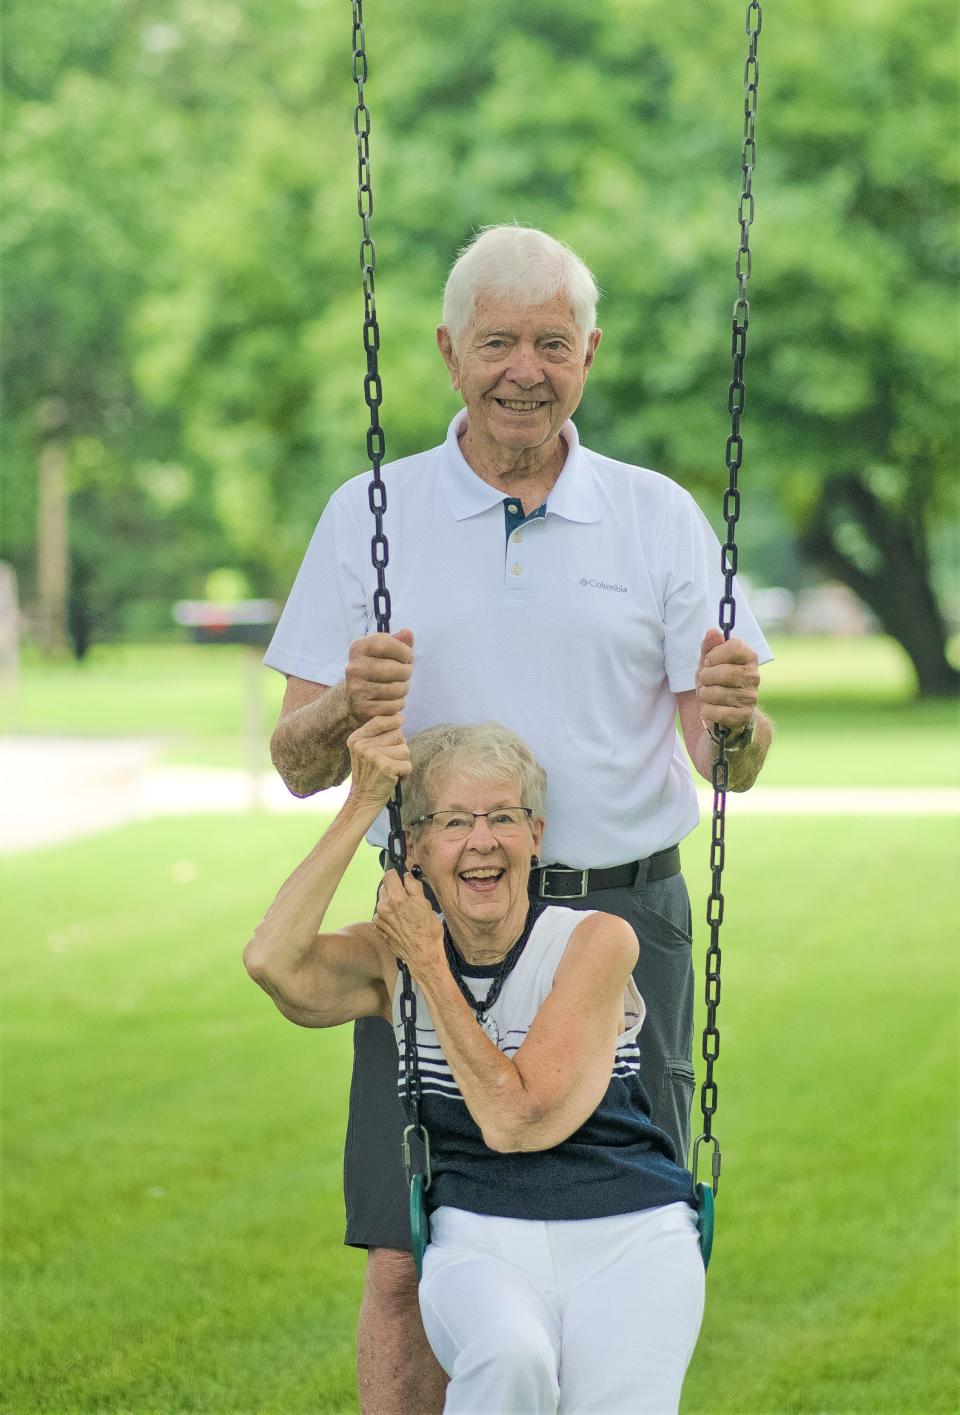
[409,807,533,840]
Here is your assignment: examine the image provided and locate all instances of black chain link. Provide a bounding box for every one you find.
[351,1,425,1148]
[694,0,762,1200]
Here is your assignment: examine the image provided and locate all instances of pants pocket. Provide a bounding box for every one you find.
[663,1059,695,1166]
[637,874,693,947]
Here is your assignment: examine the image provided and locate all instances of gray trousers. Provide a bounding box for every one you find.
[343,868,695,1251]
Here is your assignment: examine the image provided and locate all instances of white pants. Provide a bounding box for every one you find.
[419,1202,705,1415]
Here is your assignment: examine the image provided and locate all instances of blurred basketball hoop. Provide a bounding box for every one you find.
[173,599,278,647]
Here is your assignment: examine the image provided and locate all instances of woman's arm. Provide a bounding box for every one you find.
[376,880,638,1153]
[243,716,407,1027]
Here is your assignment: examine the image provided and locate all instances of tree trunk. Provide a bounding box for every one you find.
[801,473,959,698]
[37,439,69,656]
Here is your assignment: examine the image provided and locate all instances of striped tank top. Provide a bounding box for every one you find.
[392,905,695,1221]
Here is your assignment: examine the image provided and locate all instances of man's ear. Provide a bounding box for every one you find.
[436,326,461,390]
[583,328,602,375]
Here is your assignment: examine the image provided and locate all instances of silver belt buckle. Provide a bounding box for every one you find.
[539,867,588,900]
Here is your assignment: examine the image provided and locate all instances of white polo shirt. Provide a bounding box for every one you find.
[264,411,772,867]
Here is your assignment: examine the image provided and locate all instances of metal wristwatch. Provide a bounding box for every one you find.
[714,714,757,753]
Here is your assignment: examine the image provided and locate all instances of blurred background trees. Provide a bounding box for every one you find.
[2,0,957,689]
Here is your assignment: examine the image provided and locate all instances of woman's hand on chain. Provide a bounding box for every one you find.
[375,869,445,978]
[346,714,411,812]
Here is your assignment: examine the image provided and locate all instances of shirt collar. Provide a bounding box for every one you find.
[439,410,599,524]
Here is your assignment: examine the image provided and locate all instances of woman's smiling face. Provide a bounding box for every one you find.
[408,772,544,939]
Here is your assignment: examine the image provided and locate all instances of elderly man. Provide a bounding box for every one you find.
[265,224,772,1415]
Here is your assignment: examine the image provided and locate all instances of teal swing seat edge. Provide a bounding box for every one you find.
[410,1174,430,1281]
[696,1182,715,1270]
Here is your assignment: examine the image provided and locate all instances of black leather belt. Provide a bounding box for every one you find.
[534,845,681,900]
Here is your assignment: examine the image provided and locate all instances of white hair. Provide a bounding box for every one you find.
[402,722,548,831]
[442,225,599,349]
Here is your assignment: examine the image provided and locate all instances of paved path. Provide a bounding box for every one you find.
[0,738,348,855]
[1,736,957,856]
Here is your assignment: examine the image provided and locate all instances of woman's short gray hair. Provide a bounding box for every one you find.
[442,225,599,350]
[402,722,547,831]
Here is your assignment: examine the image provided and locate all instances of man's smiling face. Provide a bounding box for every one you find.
[437,292,600,461]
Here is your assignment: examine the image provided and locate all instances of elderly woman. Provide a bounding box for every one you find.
[245,715,705,1414]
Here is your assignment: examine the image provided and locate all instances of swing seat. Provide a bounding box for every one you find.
[409,1174,430,1280]
[696,1182,715,1270]
[354,0,764,1301]
[414,1176,710,1278]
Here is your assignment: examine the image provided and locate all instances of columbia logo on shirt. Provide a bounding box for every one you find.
[579,577,629,594]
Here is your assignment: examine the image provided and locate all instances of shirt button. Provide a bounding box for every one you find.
[512,531,523,543]
[510,563,522,576]
[508,502,520,514]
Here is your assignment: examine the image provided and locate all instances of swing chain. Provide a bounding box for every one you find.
[695,0,762,1199]
[351,1,424,1141]
[351,0,390,637]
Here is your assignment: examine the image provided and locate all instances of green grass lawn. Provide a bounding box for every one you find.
[756,637,959,788]
[3,812,958,1414]
[0,642,286,771]
[1,637,958,784]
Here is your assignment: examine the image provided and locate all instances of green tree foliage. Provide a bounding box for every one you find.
[2,0,957,688]
[1,0,232,642]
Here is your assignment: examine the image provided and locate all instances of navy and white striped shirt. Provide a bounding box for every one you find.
[393,906,696,1221]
